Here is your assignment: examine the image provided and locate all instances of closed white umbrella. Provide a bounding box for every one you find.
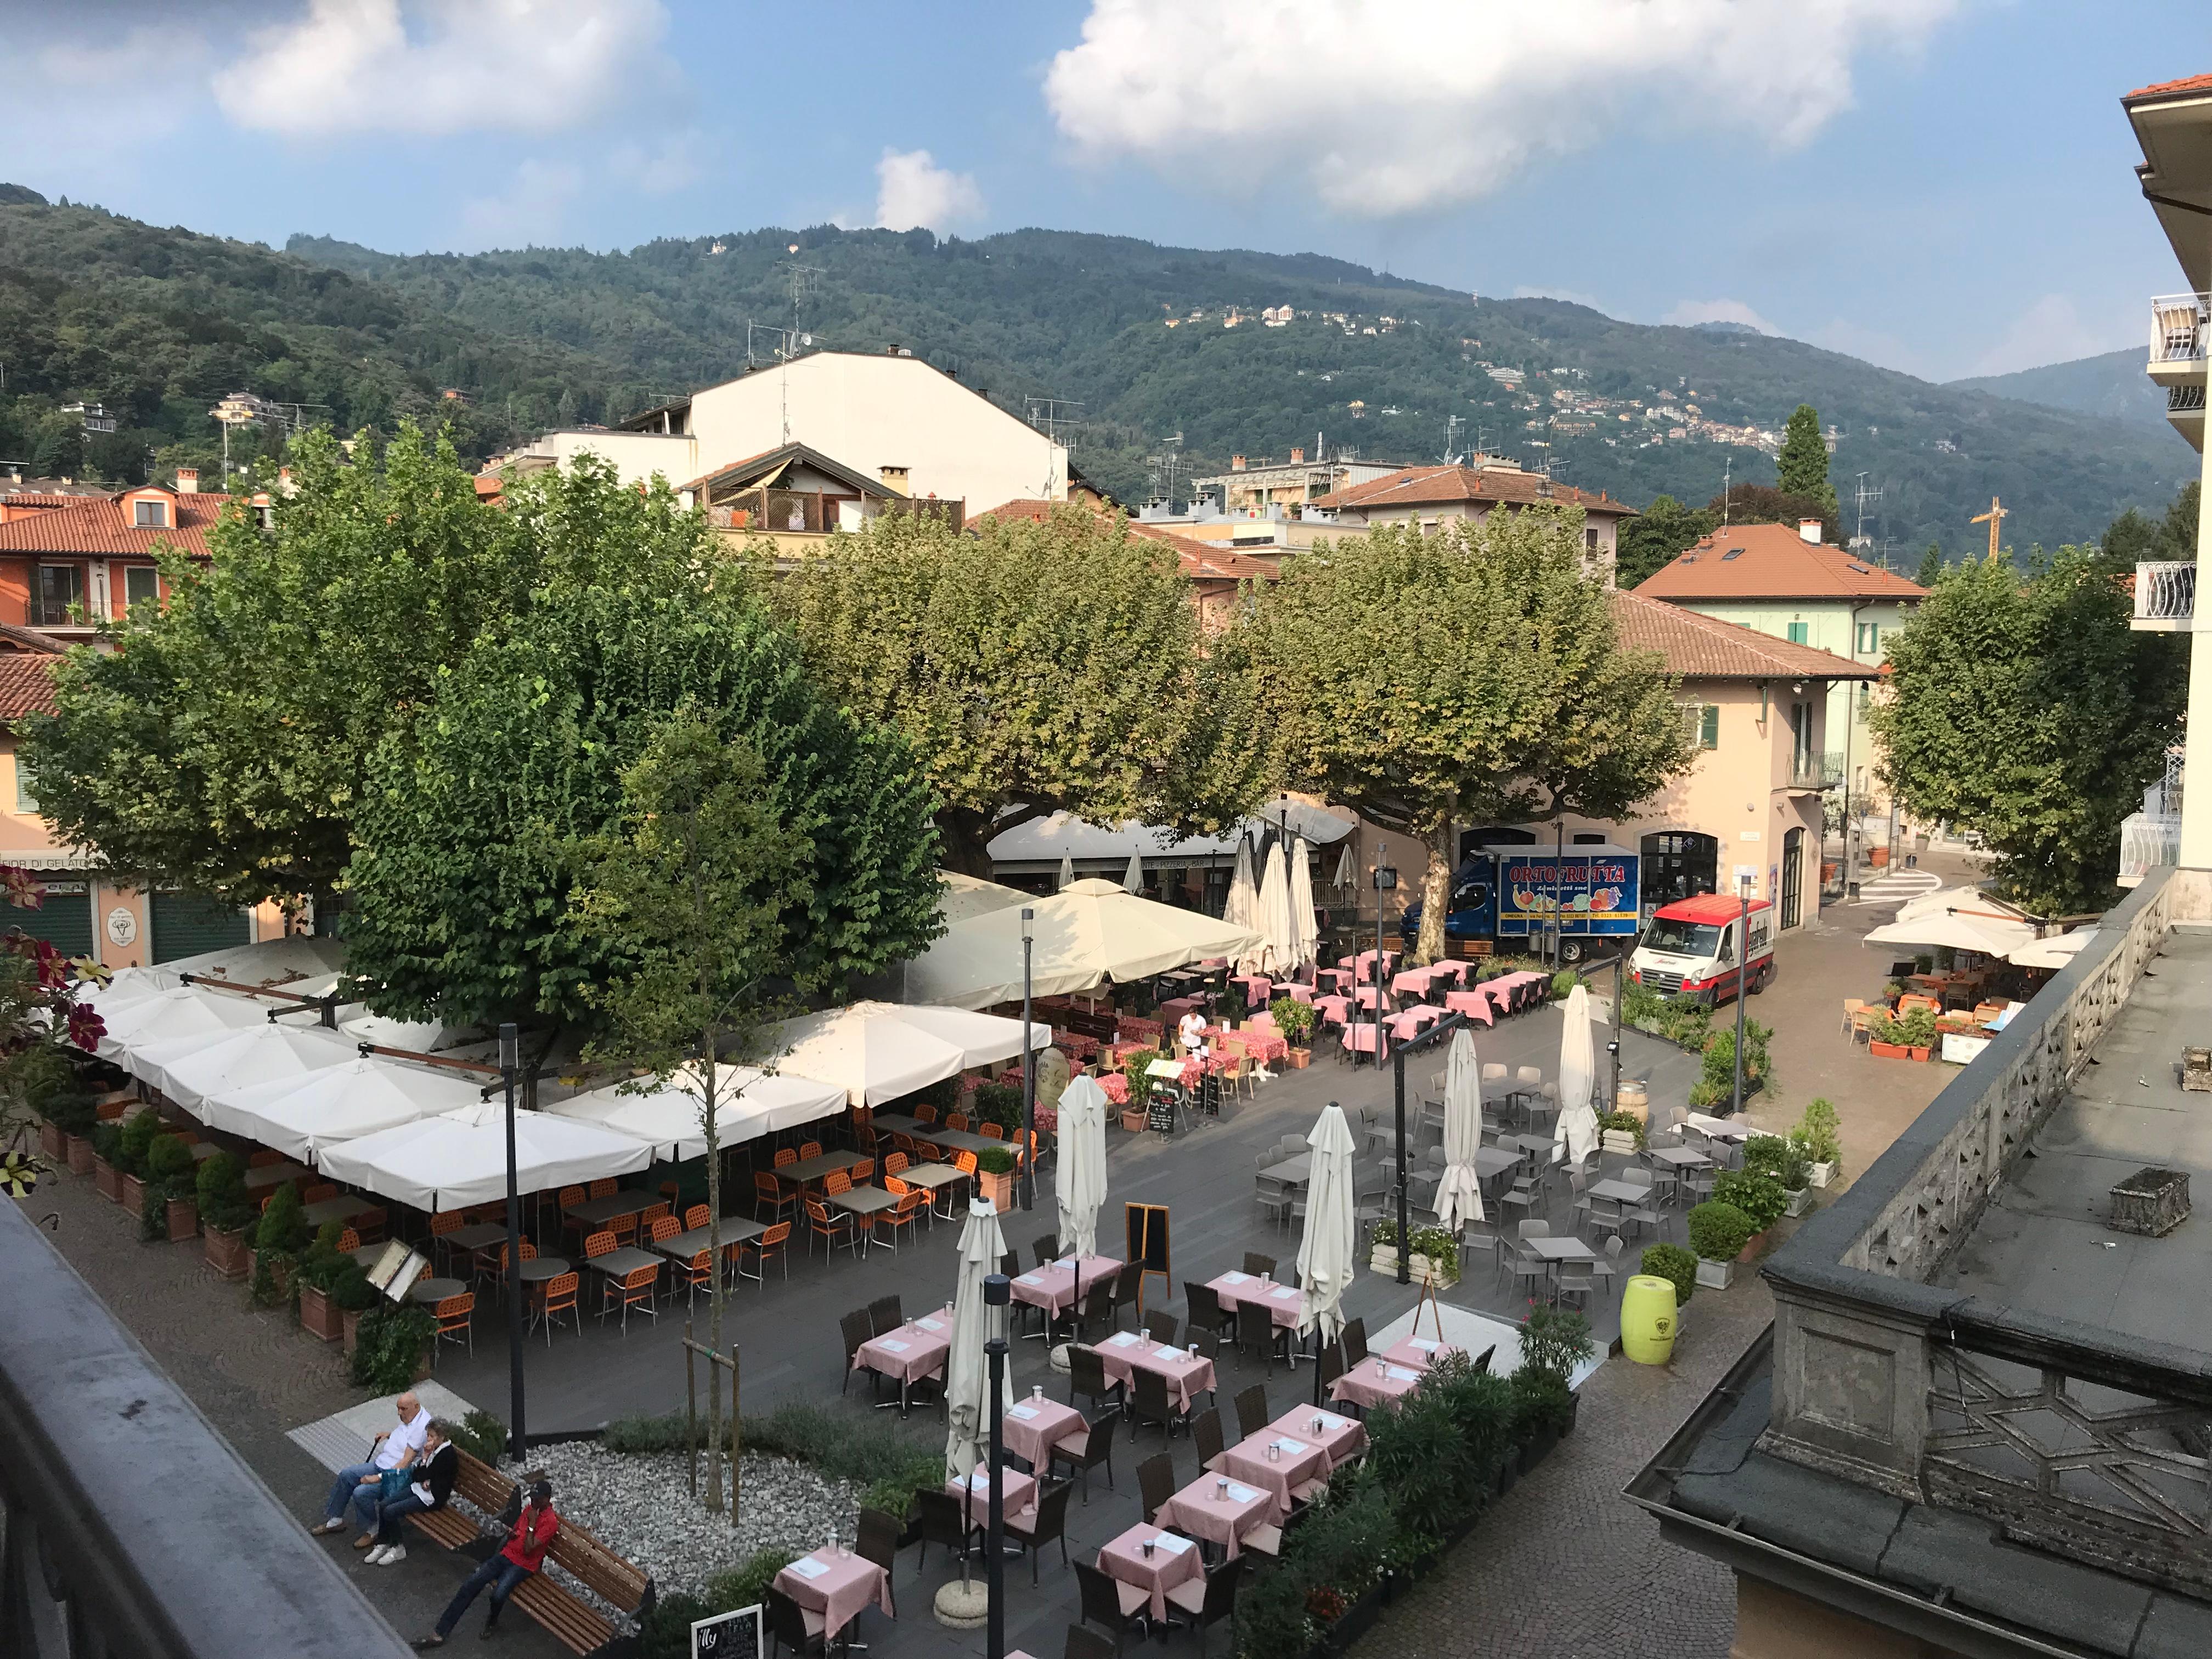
[1550,983,1600,1167]
[315,1104,651,1210]
[1224,837,1259,934]
[1058,851,1076,892]
[136,1021,355,1112]
[1122,851,1145,895]
[1288,835,1319,969]
[548,1066,848,1161]
[1333,843,1356,891]
[1295,1103,1358,1346]
[1257,839,1295,977]
[1054,1075,1109,1260]
[944,1199,1013,1483]
[98,985,264,1067]
[202,1056,486,1160]
[1432,1027,1486,1228]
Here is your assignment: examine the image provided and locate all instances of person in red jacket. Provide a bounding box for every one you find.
[413,1479,559,1647]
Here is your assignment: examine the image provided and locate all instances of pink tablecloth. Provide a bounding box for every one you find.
[853,1316,951,1385]
[1273,981,1314,1004]
[1383,1005,1445,1040]
[1342,1022,1387,1058]
[1097,1523,1204,1622]
[1443,987,1496,1026]
[1269,1405,1369,1471]
[1235,974,1272,1007]
[1390,967,1435,997]
[1428,960,1470,986]
[1330,1355,1429,1410]
[1211,1427,1330,1515]
[1314,995,1351,1026]
[1207,1270,1304,1329]
[1159,1474,1279,1557]
[1002,1395,1087,1469]
[1220,1030,1289,1064]
[945,1464,1038,1530]
[1098,1073,1130,1106]
[1352,984,1384,1011]
[1314,969,1349,994]
[772,1549,891,1639]
[1380,1335,1463,1372]
[1011,1255,1122,1315]
[1096,1330,1216,1412]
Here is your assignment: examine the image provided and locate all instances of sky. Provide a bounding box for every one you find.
[4,0,2203,383]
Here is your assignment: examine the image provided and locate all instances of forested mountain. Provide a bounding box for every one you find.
[0,184,2190,554]
[1948,347,2169,430]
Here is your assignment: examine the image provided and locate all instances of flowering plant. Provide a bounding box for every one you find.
[0,868,115,1189]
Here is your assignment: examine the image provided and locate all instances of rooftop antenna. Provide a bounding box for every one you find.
[1023,396,1086,450]
[1721,454,1732,527]
[1144,433,1186,505]
[1852,471,1883,554]
[1442,413,1465,465]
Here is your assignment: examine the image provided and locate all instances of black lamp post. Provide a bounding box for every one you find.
[1731,874,1751,1117]
[982,1270,1011,1659]
[1370,844,1396,1066]
[1019,907,1036,1211]
[499,1022,526,1460]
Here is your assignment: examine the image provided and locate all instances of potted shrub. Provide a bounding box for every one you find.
[350,1300,437,1390]
[1699,1022,1770,1103]
[1900,1006,1938,1062]
[1687,1200,1754,1289]
[974,1144,1017,1210]
[294,1221,351,1341]
[1270,996,1316,1066]
[45,1083,99,1173]
[1510,1303,1592,1466]
[337,1265,382,1357]
[1639,1243,1698,1320]
[197,1152,256,1280]
[1597,1110,1644,1155]
[1867,1012,1910,1060]
[1368,1218,1459,1285]
[114,1108,162,1217]
[1777,1139,1814,1217]
[1794,1098,1841,1187]
[1711,1168,1787,1256]
[142,1133,201,1242]
[250,1181,310,1308]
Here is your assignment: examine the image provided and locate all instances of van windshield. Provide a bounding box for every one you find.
[1640,918,1723,957]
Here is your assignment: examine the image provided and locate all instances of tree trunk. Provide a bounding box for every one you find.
[936,808,1000,879]
[702,1050,725,1515]
[1416,823,1453,967]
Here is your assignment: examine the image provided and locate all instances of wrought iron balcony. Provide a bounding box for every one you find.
[2134,559,2195,630]
[2149,291,2210,376]
[2119,810,2182,887]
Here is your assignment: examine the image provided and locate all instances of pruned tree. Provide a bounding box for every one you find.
[1616,494,1717,588]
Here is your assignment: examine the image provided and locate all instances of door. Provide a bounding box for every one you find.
[1639,832,1718,912]
[151,890,249,963]
[1780,828,1804,930]
[7,876,92,957]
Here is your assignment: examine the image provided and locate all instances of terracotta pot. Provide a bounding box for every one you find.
[1909,1046,1933,1062]
[977,1169,1015,1211]
[119,1172,147,1215]
[205,1225,251,1281]
[298,1282,344,1343]
[1736,1228,1771,1263]
[166,1197,200,1244]
[1868,847,1890,868]
[38,1121,65,1161]
[93,1156,122,1203]
[1869,1041,1908,1059]
[66,1135,94,1175]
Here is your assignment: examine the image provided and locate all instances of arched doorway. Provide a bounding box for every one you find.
[1781,827,1805,929]
[1640,832,1718,912]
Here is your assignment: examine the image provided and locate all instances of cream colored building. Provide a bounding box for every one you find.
[1309,461,1636,583]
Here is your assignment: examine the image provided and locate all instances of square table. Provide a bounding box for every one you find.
[302,1194,377,1229]
[442,1221,509,1261]
[1269,1405,1368,1472]
[650,1220,764,1273]
[1647,1145,1711,1170]
[581,1245,662,1314]
[945,1464,1038,1532]
[1207,1271,1304,1330]
[924,1126,1003,1160]
[1588,1178,1653,1206]
[1330,1355,1429,1410]
[1001,1393,1086,1469]
[777,1151,862,1188]
[1257,1155,1311,1187]
[562,1191,658,1232]
[1442,988,1496,1027]
[771,1549,891,1643]
[1158,1472,1278,1558]
[1511,1133,1555,1160]
[1097,1523,1203,1622]
[854,1314,952,1411]
[1473,1147,1521,1178]
[242,1162,308,1193]
[1211,1426,1330,1515]
[1010,1255,1122,1317]
[1095,1330,1216,1413]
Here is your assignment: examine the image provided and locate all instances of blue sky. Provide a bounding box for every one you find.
[7,0,2202,382]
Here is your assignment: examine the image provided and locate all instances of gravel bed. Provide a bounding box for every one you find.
[521,1442,864,1600]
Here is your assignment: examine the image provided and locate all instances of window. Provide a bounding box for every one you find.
[1855,621,1880,654]
[13,757,35,815]
[132,498,169,528]
[1681,703,1720,750]
[1786,621,1809,645]
[1637,917,1721,956]
[1571,832,1606,844]
[1790,703,1814,775]
[1720,548,1743,561]
[32,565,82,627]
[122,566,160,612]
[1584,528,1600,552]
[1857,681,1873,712]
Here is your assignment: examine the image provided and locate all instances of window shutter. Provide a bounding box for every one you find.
[1786,621,1808,645]
[1700,706,1720,749]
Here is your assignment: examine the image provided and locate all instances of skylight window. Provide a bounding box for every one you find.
[1846,562,1871,574]
[1720,548,1743,561]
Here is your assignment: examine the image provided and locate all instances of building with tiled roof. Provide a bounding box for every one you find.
[1307,460,1636,580]
[0,475,229,639]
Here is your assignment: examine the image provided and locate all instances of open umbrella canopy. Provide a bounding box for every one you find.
[940,870,1032,927]
[315,1104,652,1211]
[201,1056,487,1160]
[2007,928,2099,969]
[135,1020,356,1112]
[1295,1103,1358,1343]
[898,879,1265,1011]
[1551,984,1600,1166]
[97,985,266,1066]
[1288,836,1319,970]
[546,1066,847,1161]
[944,1198,1013,1481]
[143,934,348,992]
[1054,1074,1110,1259]
[1432,1027,1486,1229]
[1864,909,2035,957]
[771,1002,1049,1106]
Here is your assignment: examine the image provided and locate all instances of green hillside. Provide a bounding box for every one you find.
[1948,346,2169,430]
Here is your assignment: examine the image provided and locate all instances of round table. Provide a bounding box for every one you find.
[517,1256,571,1283]
[408,1276,468,1306]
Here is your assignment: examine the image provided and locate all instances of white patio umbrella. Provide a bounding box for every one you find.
[201,1056,487,1160]
[1224,836,1259,938]
[1057,851,1076,891]
[2007,928,2099,970]
[1333,843,1356,891]
[141,933,347,991]
[1288,835,1319,969]
[1295,1103,1358,1347]
[315,1104,652,1210]
[97,985,265,1066]
[1122,851,1145,895]
[1865,909,2035,958]
[546,1066,846,1160]
[134,1020,356,1113]
[1431,1027,1486,1229]
[1054,1075,1110,1260]
[1550,983,1600,1167]
[771,1002,1042,1107]
[1256,839,1296,977]
[944,1198,1013,1482]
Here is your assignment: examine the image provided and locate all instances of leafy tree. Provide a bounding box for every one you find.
[1615,494,1716,588]
[568,709,797,1515]
[1233,511,1690,963]
[1915,543,1944,588]
[1776,404,1838,522]
[1706,482,1841,549]
[24,427,712,910]
[780,505,1267,875]
[2102,481,2200,570]
[345,582,940,1036]
[1872,550,2183,912]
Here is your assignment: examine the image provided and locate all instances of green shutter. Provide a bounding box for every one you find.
[13,758,35,815]
[151,891,250,963]
[1786,621,1809,645]
[1700,706,1720,749]
[10,877,92,957]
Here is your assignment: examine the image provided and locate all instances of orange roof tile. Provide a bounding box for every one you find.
[1632,522,1926,602]
[0,654,60,721]
[1610,590,1878,680]
[1309,464,1632,516]
[2126,72,2212,101]
[0,492,233,558]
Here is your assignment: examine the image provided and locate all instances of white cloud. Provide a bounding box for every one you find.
[1045,0,1958,216]
[215,0,673,138]
[1962,292,2135,379]
[873,148,985,233]
[1662,298,1779,335]
[459,158,585,246]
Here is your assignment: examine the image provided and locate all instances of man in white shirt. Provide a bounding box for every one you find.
[311,1391,427,1546]
[1176,1009,1210,1062]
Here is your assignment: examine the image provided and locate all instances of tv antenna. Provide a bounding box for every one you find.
[1720,454,1732,526]
[1441,414,1465,465]
[777,261,823,338]
[1145,433,1186,504]
[1024,396,1086,449]
[1851,472,1883,554]
[745,323,800,368]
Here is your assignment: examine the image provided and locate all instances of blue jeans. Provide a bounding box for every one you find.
[435,1554,533,1637]
[325,1462,385,1525]
[376,1492,429,1545]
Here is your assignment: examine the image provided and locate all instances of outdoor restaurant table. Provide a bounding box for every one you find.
[917,1126,1003,1160]
[302,1193,378,1229]
[1207,1269,1304,1329]
[1588,1178,1652,1206]
[580,1244,661,1291]
[1002,1392,1086,1469]
[1510,1133,1555,1160]
[442,1221,509,1260]
[1442,987,1496,1026]
[1382,1006,1445,1041]
[1313,995,1351,1028]
[1269,1405,1368,1472]
[1523,1236,1596,1267]
[1158,1471,1278,1558]
[562,1190,658,1231]
[868,1112,926,1135]
[1258,1155,1311,1187]
[1684,1112,1753,1144]
[1011,1255,1122,1317]
[1095,1330,1217,1413]
[825,1185,897,1222]
[1097,1523,1203,1622]
[407,1275,468,1307]
[1342,1023,1387,1060]
[517,1255,569,1284]
[1351,984,1384,1012]
[854,1313,952,1409]
[1314,969,1349,994]
[776,1150,860,1188]
[652,1219,763,1267]
[946,1463,1039,1531]
[1647,1144,1712,1170]
[1381,1335,1463,1372]
[1159,995,1205,1024]
[1216,1028,1289,1065]
[1474,1146,1521,1178]
[1427,960,1470,986]
[242,1161,309,1193]
[771,1548,891,1643]
[1330,1354,1430,1411]
[1271,980,1314,1005]
[1211,1425,1330,1515]
[187,1141,221,1161]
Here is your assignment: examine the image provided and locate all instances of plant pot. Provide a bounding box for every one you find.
[1782,1187,1812,1218]
[1694,1256,1735,1290]
[1909,1046,1932,1062]
[298,1282,344,1343]
[977,1169,1014,1211]
[66,1134,94,1175]
[1287,1048,1311,1069]
[165,1197,200,1243]
[1601,1130,1639,1155]
[1868,847,1890,868]
[1367,1245,1457,1286]
[343,1308,363,1358]
[1561,1390,1579,1437]
[38,1120,64,1161]
[93,1156,122,1203]
[1615,1080,1649,1123]
[1520,1425,1559,1472]
[1807,1160,1837,1189]
[1736,1228,1770,1263]
[119,1171,146,1214]
[205,1224,251,1281]
[1869,1041,1908,1059]
[250,1249,295,1304]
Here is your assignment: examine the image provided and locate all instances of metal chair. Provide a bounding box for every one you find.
[1184,1280,1233,1341]
[764,1587,827,1658]
[736,1221,790,1287]
[532,1271,579,1345]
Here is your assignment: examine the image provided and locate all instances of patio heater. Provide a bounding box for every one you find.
[499,1022,526,1459]
[983,1271,1011,1659]
[1731,874,1751,1117]
[1019,907,1036,1211]
[1370,844,1396,1066]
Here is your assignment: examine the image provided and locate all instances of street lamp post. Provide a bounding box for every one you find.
[1731,876,1751,1117]
[983,1271,1011,1659]
[1608,953,1624,1112]
[1370,844,1396,1066]
[1019,908,1036,1211]
[499,1022,526,1459]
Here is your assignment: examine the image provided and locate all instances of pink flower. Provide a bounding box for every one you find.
[66,1004,106,1052]
[0,867,42,911]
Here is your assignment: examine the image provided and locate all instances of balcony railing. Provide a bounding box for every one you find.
[2149,292,2210,368]
[2120,811,2182,887]
[2136,560,2195,624]
[2173,383,2207,416]
[1785,753,1843,789]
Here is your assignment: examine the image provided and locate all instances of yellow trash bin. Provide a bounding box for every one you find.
[1620,1274,1678,1365]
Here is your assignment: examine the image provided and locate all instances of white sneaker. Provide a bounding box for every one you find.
[380,1545,406,1565]
[365,1546,392,1565]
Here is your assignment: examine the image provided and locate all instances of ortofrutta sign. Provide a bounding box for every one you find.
[1499,859,1639,935]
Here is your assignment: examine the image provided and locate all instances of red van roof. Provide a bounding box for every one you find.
[1656,893,1771,924]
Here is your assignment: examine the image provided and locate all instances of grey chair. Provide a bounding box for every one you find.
[1506,1242,1547,1301]
[1233,1384,1269,1442]
[1254,1177,1293,1229]
[1459,1224,1502,1282]
[1589,1234,1626,1297]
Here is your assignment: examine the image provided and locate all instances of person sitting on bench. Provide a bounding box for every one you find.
[310,1391,426,1547]
[413,1478,559,1647]
[367,1419,455,1566]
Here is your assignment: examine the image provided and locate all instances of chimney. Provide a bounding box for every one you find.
[174,468,199,494]
[1289,447,1305,464]
[1231,455,1246,471]
[1798,518,1821,544]
[879,465,910,495]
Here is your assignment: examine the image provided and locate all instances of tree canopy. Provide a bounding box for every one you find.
[780,506,1268,874]
[1231,510,1690,962]
[2100,480,2199,569]
[1776,403,1838,523]
[1915,543,1944,587]
[1615,494,1717,588]
[1871,550,2184,913]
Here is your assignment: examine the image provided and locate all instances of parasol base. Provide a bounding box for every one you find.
[1048,1341,1074,1375]
[934,1578,990,1628]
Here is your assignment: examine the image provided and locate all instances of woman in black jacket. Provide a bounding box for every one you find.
[369,1420,456,1565]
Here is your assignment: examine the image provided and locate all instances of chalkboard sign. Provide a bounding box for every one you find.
[1125,1203,1171,1279]
[692,1604,763,1658]
[1145,1089,1178,1135]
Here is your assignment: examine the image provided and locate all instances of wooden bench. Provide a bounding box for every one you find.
[407,1448,515,1553]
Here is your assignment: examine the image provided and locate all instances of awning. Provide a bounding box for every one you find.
[146,934,348,991]
[545,1066,848,1160]
[771,1002,1048,1107]
[200,1056,488,1160]
[314,1105,652,1211]
[96,985,266,1066]
[133,1022,356,1112]
[2007,929,2100,969]
[986,801,1353,876]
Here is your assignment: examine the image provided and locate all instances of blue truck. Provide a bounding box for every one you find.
[1397,842,1641,962]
